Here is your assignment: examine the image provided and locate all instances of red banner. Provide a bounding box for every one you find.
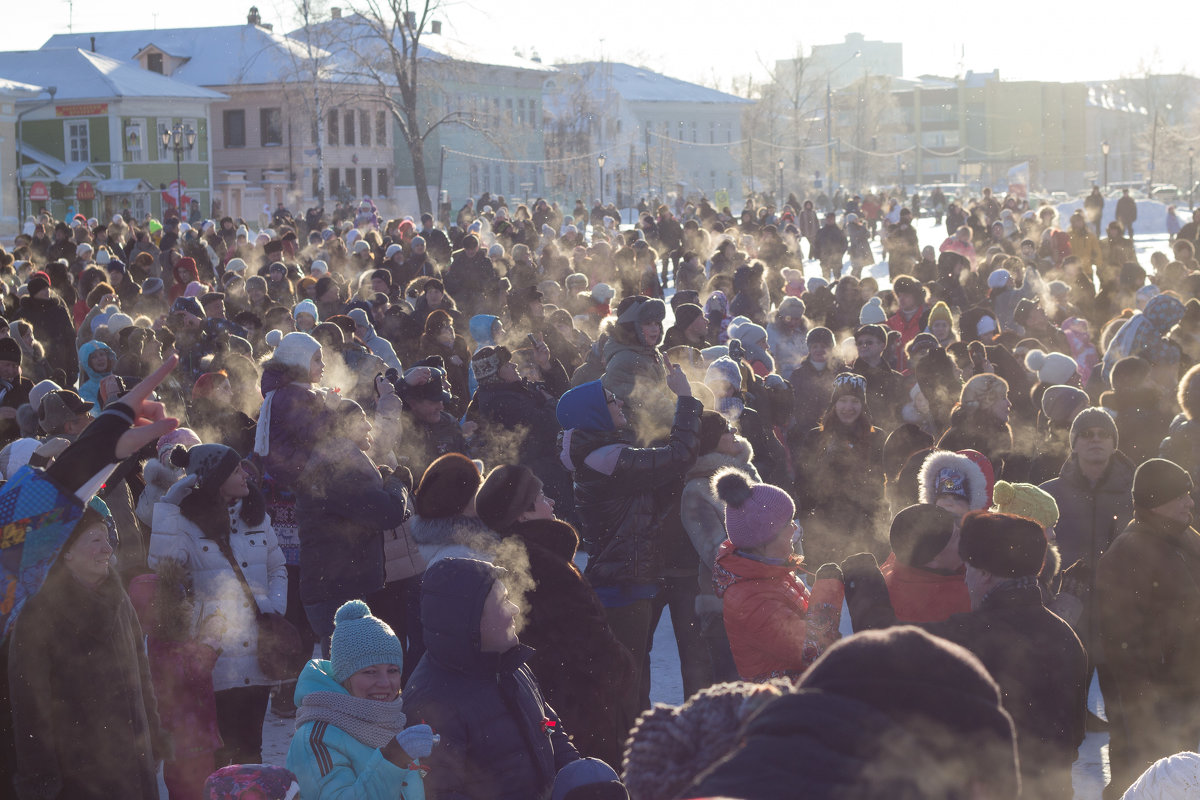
[55,103,108,117]
[76,181,95,201]
[28,182,49,202]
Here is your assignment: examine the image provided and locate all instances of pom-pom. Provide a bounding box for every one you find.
[1024,349,1047,372]
[265,329,283,348]
[992,480,1015,506]
[335,599,371,624]
[168,444,190,468]
[714,468,754,508]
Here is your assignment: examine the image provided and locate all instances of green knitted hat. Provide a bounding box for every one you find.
[330,600,405,683]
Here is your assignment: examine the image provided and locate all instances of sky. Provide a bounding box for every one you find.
[2,0,1193,90]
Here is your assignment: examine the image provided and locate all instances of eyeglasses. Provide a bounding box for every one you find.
[605,390,619,405]
[1077,428,1114,441]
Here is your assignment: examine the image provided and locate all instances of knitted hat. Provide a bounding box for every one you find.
[203,765,299,800]
[918,450,988,511]
[927,300,952,328]
[806,326,834,348]
[476,464,542,532]
[1069,406,1118,448]
[890,503,958,567]
[958,510,1047,578]
[673,303,704,332]
[854,323,888,344]
[270,331,322,370]
[713,468,795,549]
[991,480,1059,530]
[471,345,512,385]
[705,356,742,391]
[616,296,666,325]
[987,269,1011,290]
[960,373,1008,412]
[27,273,50,297]
[892,275,921,298]
[551,758,626,800]
[806,276,829,293]
[169,443,241,494]
[156,427,202,462]
[858,296,887,325]
[1040,385,1089,427]
[225,257,247,273]
[0,338,20,364]
[831,371,867,406]
[1133,458,1194,511]
[293,299,319,321]
[329,599,405,683]
[1024,349,1077,386]
[414,453,482,519]
[699,410,734,454]
[735,322,767,346]
[172,296,204,319]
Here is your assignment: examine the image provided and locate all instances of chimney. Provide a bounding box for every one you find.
[247,5,261,25]
[430,20,441,34]
[330,6,341,18]
[404,10,416,27]
[90,36,96,52]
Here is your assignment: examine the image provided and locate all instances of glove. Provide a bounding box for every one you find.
[162,474,199,505]
[395,724,435,759]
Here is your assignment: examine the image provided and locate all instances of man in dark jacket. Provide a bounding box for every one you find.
[17,272,78,386]
[843,511,1087,800]
[397,360,470,476]
[851,324,904,433]
[556,367,702,710]
[403,557,580,800]
[789,326,842,436]
[1040,407,1134,658]
[443,235,503,317]
[1097,458,1200,799]
[813,213,848,280]
[1115,188,1138,240]
[0,338,33,448]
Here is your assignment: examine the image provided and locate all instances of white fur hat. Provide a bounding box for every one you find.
[919,449,989,511]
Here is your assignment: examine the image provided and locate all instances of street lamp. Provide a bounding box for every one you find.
[1101,140,1110,191]
[826,50,861,197]
[778,158,785,207]
[597,153,606,208]
[1189,146,1195,212]
[161,123,197,217]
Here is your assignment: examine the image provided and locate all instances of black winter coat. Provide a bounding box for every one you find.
[789,358,841,436]
[494,518,636,768]
[566,396,702,586]
[845,569,1086,800]
[16,295,77,385]
[9,566,167,800]
[403,562,579,800]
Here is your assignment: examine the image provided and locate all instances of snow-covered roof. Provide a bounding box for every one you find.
[0,77,43,94]
[291,13,554,75]
[1085,83,1148,115]
[557,62,752,105]
[42,25,330,87]
[0,49,225,101]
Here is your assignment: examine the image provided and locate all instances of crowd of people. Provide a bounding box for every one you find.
[3,183,1200,800]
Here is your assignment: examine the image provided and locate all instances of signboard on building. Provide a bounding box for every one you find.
[76,181,95,201]
[29,182,49,202]
[55,103,108,117]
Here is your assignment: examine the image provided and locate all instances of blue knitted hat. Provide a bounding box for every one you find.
[330,600,405,683]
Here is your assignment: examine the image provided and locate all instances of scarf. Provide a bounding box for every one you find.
[295,691,407,748]
[253,380,311,459]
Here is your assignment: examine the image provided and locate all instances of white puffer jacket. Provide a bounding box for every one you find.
[149,500,288,691]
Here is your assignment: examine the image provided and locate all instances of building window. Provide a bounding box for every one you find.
[329,167,339,194]
[361,168,371,196]
[156,120,171,161]
[506,98,513,124]
[312,169,319,199]
[260,108,283,146]
[376,111,387,146]
[64,120,89,163]
[124,119,145,162]
[518,99,526,125]
[360,110,371,147]
[182,118,199,161]
[146,52,163,74]
[328,110,338,146]
[344,112,355,146]
[377,168,388,196]
[224,110,246,148]
[492,98,500,128]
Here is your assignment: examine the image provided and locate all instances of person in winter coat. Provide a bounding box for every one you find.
[0,337,34,449]
[689,626,1020,800]
[601,295,671,444]
[680,412,758,682]
[850,323,905,432]
[662,303,709,351]
[287,600,431,800]
[813,212,847,280]
[396,363,472,477]
[349,307,404,374]
[408,452,497,568]
[16,272,78,385]
[402,557,581,800]
[876,503,970,623]
[149,443,287,766]
[711,469,844,682]
[937,373,1014,478]
[187,371,256,457]
[1160,363,1200,500]
[788,325,843,433]
[417,310,472,416]
[794,372,887,567]
[135,427,203,527]
[766,296,808,377]
[475,464,637,769]
[255,331,331,490]
[1101,356,1173,468]
[843,511,1087,800]
[1097,459,1200,798]
[296,399,412,648]
[9,498,170,800]
[556,369,702,710]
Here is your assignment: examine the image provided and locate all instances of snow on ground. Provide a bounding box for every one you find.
[251,211,1174,796]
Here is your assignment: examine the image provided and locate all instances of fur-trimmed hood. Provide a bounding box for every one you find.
[918,449,988,511]
[409,513,496,546]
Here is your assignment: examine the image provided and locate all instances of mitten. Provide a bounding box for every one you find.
[395,724,435,759]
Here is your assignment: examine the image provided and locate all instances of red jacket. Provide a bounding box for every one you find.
[887,304,929,371]
[879,553,971,623]
[713,540,843,681]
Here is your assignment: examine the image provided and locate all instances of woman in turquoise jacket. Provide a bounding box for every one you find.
[287,600,432,800]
